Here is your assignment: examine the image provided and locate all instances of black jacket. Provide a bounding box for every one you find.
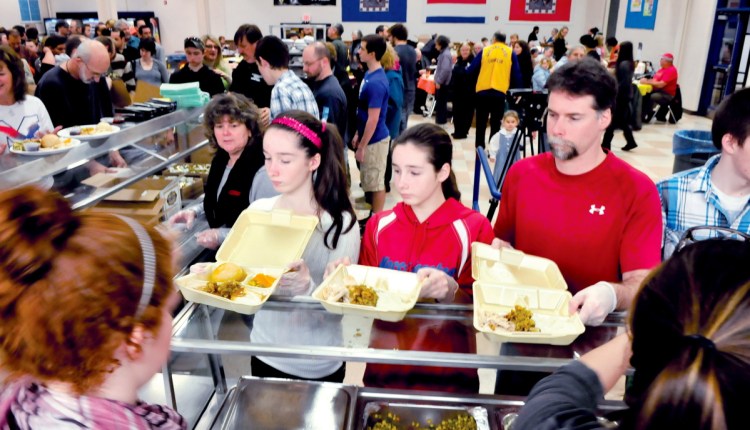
[203,140,264,229]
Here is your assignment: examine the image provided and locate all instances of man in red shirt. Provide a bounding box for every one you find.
[493,58,662,327]
[641,52,679,122]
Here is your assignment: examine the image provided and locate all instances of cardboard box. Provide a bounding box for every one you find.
[161,175,204,201]
[85,174,182,225]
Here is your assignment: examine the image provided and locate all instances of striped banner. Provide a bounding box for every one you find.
[425,0,487,24]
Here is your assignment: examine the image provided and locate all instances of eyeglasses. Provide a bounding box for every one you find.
[675,226,750,253]
[205,44,219,50]
[82,61,104,79]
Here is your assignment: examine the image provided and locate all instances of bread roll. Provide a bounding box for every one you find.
[40,134,60,149]
[210,262,247,283]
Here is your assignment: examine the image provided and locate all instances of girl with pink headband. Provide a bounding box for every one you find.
[248,110,359,382]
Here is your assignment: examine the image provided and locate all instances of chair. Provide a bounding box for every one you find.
[666,85,683,124]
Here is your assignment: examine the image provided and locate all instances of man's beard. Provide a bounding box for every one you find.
[548,136,579,161]
[79,68,92,84]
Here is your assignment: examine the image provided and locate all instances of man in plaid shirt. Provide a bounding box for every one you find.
[657,88,750,259]
[255,35,319,122]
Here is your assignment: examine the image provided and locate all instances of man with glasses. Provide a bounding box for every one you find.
[169,37,224,97]
[302,42,347,138]
[657,88,750,259]
[35,39,113,129]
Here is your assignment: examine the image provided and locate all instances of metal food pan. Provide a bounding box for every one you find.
[214,377,357,430]
[361,402,491,430]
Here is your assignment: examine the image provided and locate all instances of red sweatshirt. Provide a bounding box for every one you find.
[360,198,494,393]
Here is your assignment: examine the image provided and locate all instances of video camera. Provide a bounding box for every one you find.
[508,89,549,132]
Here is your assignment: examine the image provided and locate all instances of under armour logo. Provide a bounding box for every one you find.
[589,205,605,215]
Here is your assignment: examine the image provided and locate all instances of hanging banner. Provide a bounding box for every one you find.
[342,0,407,22]
[274,0,336,5]
[425,0,487,24]
[625,0,658,29]
[508,0,572,22]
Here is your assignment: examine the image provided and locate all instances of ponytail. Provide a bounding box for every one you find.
[269,111,356,249]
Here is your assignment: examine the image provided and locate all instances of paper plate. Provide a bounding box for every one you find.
[58,124,121,141]
[9,138,83,156]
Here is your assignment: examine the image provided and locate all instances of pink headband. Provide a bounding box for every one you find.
[271,117,322,148]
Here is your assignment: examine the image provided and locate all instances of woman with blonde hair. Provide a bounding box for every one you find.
[553,25,568,61]
[202,34,232,88]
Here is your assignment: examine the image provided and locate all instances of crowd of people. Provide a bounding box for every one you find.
[1,16,749,430]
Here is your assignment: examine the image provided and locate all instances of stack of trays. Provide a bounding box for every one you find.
[160,82,210,109]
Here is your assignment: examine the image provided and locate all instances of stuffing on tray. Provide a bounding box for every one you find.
[201,281,246,300]
[367,411,477,430]
[479,305,540,333]
[321,274,384,307]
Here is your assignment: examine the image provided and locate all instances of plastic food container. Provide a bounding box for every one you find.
[175,209,318,314]
[312,264,421,322]
[472,243,585,345]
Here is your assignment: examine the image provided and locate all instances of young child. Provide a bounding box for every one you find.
[488,110,520,184]
[532,57,552,92]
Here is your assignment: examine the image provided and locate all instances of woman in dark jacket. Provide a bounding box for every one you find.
[450,43,476,139]
[168,93,270,249]
[513,40,534,89]
[553,26,568,61]
[602,41,638,151]
[433,35,453,126]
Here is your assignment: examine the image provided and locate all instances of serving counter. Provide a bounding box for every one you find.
[165,280,628,428]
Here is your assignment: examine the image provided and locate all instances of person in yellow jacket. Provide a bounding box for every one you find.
[467,31,522,149]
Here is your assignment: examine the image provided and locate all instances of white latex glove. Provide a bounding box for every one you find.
[324,256,351,279]
[169,209,197,229]
[195,229,222,249]
[277,259,312,296]
[417,268,459,303]
[569,281,617,326]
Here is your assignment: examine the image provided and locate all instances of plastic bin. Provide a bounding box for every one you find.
[672,130,718,173]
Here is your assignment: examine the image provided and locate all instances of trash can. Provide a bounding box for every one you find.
[672,130,718,173]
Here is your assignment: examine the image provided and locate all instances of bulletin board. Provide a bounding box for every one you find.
[624,0,659,30]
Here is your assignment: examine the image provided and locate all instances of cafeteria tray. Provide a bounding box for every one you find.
[210,377,357,430]
[361,402,491,429]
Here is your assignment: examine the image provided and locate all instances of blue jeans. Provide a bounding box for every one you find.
[400,90,416,136]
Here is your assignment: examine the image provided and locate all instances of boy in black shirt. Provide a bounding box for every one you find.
[169,37,224,97]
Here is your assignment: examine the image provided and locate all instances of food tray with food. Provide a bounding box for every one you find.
[210,377,357,430]
[362,402,491,430]
[175,209,318,314]
[312,264,421,322]
[9,135,82,155]
[164,163,211,179]
[57,122,120,140]
[175,262,282,315]
[471,243,585,345]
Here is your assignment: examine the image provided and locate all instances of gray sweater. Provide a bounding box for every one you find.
[249,196,361,378]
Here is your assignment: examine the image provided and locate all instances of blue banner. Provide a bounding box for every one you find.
[342,0,407,22]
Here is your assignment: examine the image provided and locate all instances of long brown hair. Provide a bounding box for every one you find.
[626,239,750,429]
[267,110,356,249]
[392,123,461,201]
[0,187,175,394]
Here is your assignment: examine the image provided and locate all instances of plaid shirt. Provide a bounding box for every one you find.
[657,154,750,258]
[270,70,320,120]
